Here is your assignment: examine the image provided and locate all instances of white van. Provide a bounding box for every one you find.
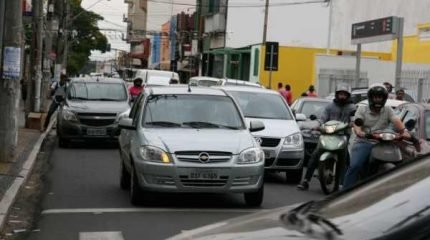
[133,69,180,86]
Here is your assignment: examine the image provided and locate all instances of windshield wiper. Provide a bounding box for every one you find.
[182,121,239,130]
[283,201,343,239]
[145,121,182,128]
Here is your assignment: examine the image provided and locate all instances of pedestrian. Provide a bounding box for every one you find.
[43,74,69,132]
[285,84,293,105]
[383,82,395,99]
[395,89,405,101]
[129,78,143,102]
[277,82,288,101]
[306,85,318,97]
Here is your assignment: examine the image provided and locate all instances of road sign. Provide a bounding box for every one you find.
[264,42,278,71]
[351,16,400,44]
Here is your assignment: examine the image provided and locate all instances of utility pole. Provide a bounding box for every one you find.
[262,0,269,44]
[0,0,6,63]
[0,0,23,162]
[32,0,44,112]
[42,1,56,112]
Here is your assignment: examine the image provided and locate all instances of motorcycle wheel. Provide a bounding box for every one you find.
[318,158,339,195]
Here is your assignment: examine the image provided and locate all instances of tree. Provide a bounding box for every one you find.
[65,0,108,75]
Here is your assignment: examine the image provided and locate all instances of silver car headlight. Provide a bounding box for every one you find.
[283,133,303,148]
[238,147,264,164]
[140,146,172,164]
[62,108,77,121]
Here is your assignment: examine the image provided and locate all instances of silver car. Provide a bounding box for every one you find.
[222,86,305,184]
[118,86,266,206]
[57,77,130,147]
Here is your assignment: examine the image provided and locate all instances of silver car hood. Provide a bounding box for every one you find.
[167,205,311,240]
[142,128,256,154]
[66,100,130,114]
[246,118,301,138]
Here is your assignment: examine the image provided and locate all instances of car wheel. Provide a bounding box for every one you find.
[120,159,131,190]
[244,185,264,207]
[130,166,145,205]
[58,137,69,148]
[285,169,303,184]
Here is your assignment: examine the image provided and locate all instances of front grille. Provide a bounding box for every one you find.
[265,158,275,167]
[276,158,301,167]
[260,138,281,147]
[179,176,228,187]
[175,151,232,163]
[77,113,117,117]
[79,118,116,126]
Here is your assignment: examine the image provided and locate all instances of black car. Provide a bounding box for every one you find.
[169,153,430,240]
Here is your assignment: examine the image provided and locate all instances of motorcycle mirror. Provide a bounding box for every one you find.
[309,114,317,121]
[405,119,416,131]
[354,118,364,127]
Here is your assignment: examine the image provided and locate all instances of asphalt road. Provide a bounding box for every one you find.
[25,140,325,240]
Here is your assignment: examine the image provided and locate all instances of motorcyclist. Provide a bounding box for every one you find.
[342,84,411,189]
[129,78,143,101]
[297,84,355,191]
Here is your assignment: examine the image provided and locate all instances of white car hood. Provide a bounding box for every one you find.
[246,118,301,138]
[143,128,256,154]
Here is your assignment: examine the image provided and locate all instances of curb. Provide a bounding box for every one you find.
[0,118,56,230]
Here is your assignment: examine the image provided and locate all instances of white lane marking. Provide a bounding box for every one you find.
[42,208,263,215]
[79,231,124,240]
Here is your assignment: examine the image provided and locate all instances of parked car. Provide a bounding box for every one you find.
[188,76,223,87]
[122,68,180,86]
[118,86,266,206]
[290,97,331,162]
[222,86,304,183]
[56,77,131,147]
[168,153,430,240]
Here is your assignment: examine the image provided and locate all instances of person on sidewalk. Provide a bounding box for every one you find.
[297,84,356,191]
[277,82,288,102]
[43,74,69,131]
[306,85,318,97]
[285,84,293,105]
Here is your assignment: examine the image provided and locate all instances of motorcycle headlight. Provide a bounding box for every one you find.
[283,133,303,148]
[238,148,264,164]
[380,133,396,141]
[62,108,77,121]
[324,125,336,134]
[140,146,172,164]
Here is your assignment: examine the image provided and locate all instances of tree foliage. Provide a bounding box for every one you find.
[67,0,108,75]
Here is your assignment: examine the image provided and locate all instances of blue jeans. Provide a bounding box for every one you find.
[343,141,373,189]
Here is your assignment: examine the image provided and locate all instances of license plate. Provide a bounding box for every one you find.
[189,171,218,180]
[87,128,107,136]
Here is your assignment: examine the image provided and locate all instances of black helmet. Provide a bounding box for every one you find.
[368,84,388,110]
[133,78,143,84]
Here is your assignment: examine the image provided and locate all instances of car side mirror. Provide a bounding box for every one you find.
[354,118,364,127]
[309,114,317,121]
[119,118,136,130]
[405,119,416,131]
[295,113,307,121]
[249,120,265,132]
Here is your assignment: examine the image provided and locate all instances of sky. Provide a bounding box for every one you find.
[81,0,195,61]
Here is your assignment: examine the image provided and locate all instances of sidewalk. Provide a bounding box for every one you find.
[0,104,53,229]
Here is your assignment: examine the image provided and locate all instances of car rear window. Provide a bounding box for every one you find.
[68,82,127,101]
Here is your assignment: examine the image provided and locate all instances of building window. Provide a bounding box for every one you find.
[253,49,259,76]
[209,0,220,14]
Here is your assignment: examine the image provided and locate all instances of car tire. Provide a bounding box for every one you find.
[130,166,145,205]
[285,169,303,184]
[244,185,264,207]
[120,160,131,190]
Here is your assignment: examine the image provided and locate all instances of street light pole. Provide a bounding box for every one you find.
[262,0,269,44]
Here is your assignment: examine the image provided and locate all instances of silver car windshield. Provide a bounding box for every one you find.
[68,82,127,101]
[228,91,293,120]
[142,95,245,129]
[301,101,329,119]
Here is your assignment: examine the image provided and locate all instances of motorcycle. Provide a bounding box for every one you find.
[317,120,350,194]
[354,118,418,178]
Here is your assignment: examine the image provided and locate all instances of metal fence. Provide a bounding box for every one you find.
[318,69,369,97]
[400,70,430,103]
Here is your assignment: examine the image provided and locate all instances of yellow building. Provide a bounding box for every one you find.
[256,46,390,99]
[392,23,430,64]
